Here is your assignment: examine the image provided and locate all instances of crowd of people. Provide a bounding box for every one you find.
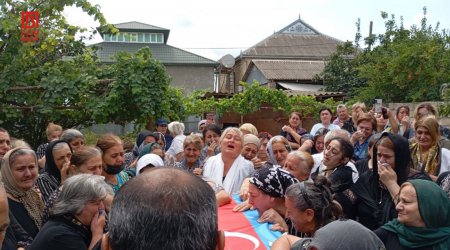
[0,102,449,250]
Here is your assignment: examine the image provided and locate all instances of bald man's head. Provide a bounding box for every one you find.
[108,168,221,250]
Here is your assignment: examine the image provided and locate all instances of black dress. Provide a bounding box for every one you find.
[311,164,356,219]
[374,228,432,250]
[30,215,92,250]
[351,171,397,230]
[8,198,39,238]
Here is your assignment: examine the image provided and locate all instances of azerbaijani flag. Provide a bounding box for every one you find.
[218,195,282,250]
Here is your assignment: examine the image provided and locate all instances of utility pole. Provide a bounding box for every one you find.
[368,21,373,51]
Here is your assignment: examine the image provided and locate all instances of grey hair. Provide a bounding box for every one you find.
[324,129,350,144]
[287,151,314,171]
[168,121,185,136]
[61,129,84,143]
[52,141,70,153]
[9,148,37,165]
[52,174,112,216]
[336,104,347,111]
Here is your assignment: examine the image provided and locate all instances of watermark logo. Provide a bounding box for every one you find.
[20,11,39,42]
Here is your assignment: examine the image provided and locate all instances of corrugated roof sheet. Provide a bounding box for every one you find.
[278,82,324,91]
[243,34,341,59]
[113,21,169,31]
[283,89,344,98]
[252,60,325,80]
[93,42,217,65]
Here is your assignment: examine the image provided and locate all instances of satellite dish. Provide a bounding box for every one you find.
[220,54,235,68]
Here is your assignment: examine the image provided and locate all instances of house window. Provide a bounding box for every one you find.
[111,34,117,42]
[144,33,150,42]
[103,34,110,41]
[156,33,163,43]
[150,33,156,43]
[124,32,130,42]
[130,33,137,42]
[138,33,144,42]
[117,33,124,42]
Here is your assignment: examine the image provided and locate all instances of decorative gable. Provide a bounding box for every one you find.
[278,19,320,35]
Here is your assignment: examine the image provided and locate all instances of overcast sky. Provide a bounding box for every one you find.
[64,0,450,61]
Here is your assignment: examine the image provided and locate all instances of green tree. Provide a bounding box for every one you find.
[316,41,365,97]
[0,1,185,147]
[357,8,450,103]
[94,47,188,128]
[0,0,115,147]
[317,7,450,104]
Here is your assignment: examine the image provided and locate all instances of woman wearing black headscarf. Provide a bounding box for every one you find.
[352,132,429,230]
[36,140,73,204]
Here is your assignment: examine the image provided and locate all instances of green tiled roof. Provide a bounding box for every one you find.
[93,42,218,65]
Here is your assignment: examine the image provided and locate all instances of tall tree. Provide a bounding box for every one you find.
[0,1,186,147]
[318,7,450,104]
[93,47,187,127]
[0,0,116,146]
[357,8,450,103]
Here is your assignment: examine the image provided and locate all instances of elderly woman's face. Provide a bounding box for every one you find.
[76,199,105,226]
[415,126,433,149]
[248,184,272,216]
[357,120,373,140]
[75,155,103,176]
[283,154,310,181]
[323,140,345,168]
[220,130,243,157]
[289,113,301,127]
[69,137,85,153]
[285,196,313,232]
[0,132,10,158]
[11,154,38,191]
[241,144,258,161]
[272,141,289,166]
[377,145,395,169]
[53,144,72,171]
[184,143,201,164]
[396,185,426,227]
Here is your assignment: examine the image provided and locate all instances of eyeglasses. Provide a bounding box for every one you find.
[300,182,312,208]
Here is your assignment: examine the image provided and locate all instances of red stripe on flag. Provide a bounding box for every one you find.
[218,200,267,250]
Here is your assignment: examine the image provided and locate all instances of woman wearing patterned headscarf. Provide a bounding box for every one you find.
[410,115,450,181]
[1,147,44,239]
[247,163,300,236]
